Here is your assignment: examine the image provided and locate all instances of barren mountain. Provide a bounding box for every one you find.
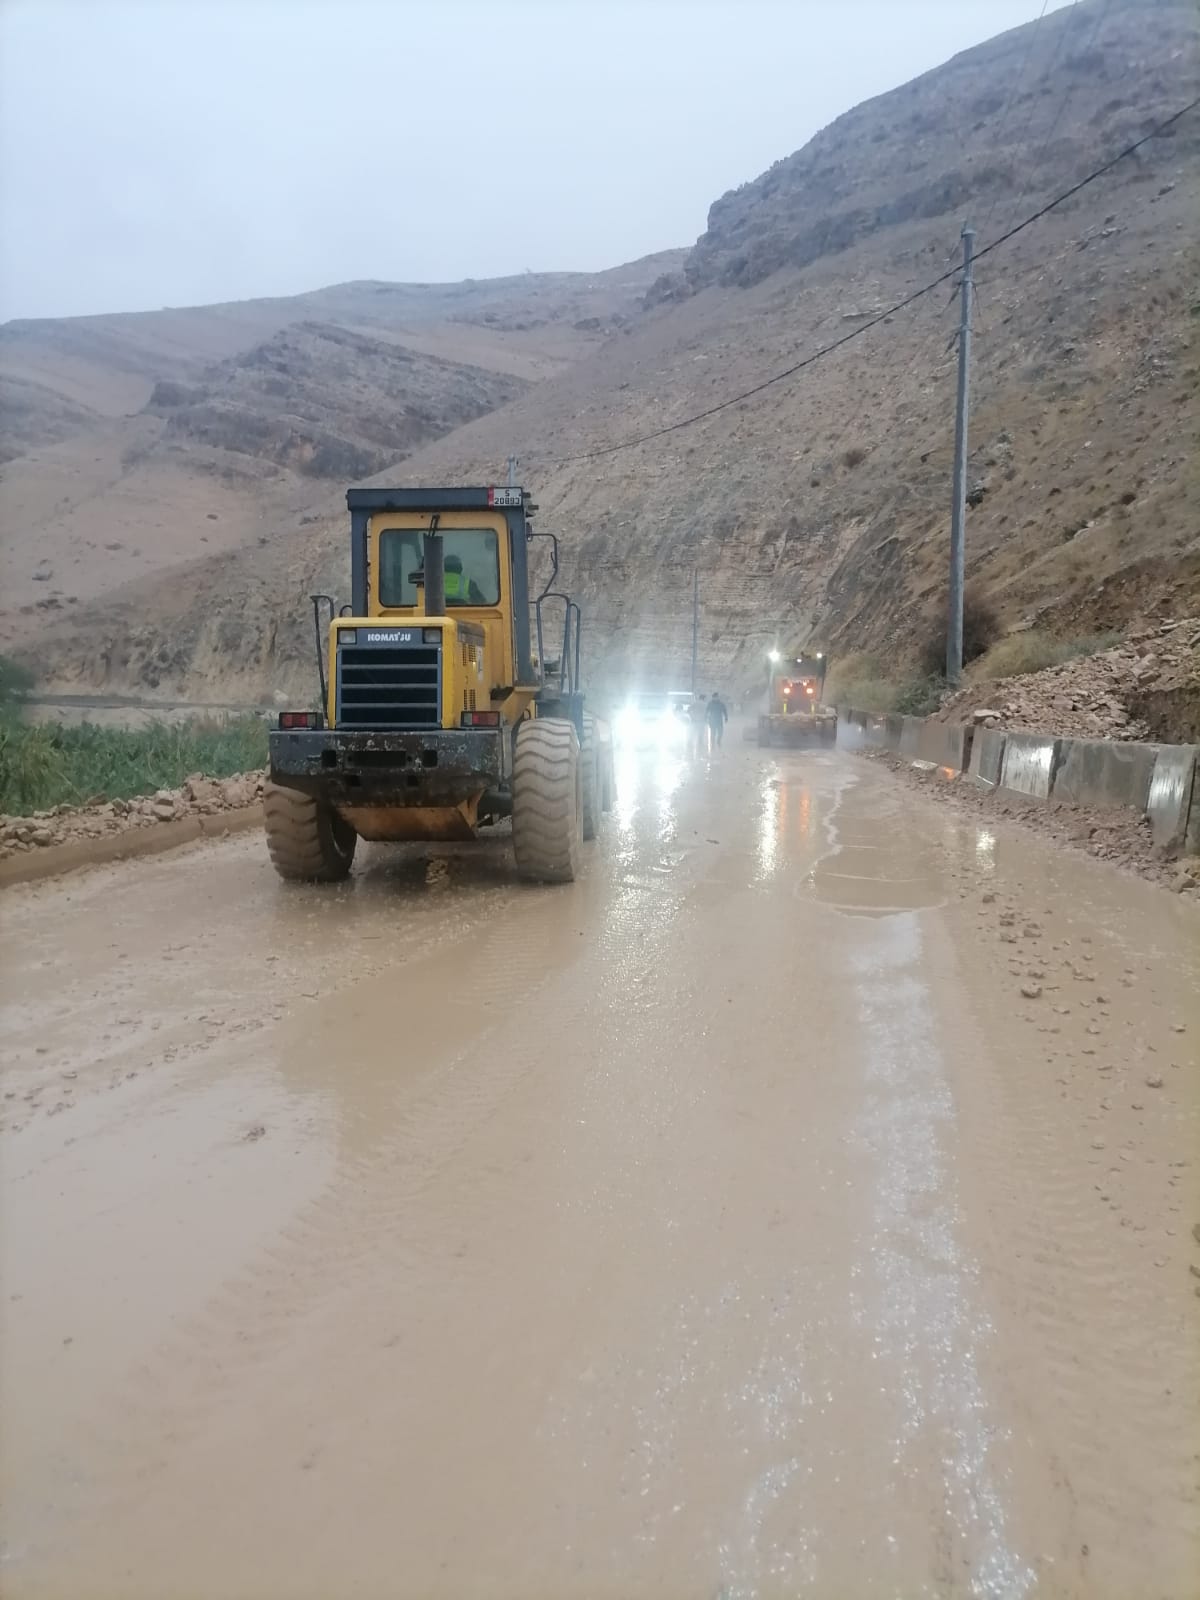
[7,0,1199,705]
[0,253,681,629]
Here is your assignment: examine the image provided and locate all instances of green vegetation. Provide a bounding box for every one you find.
[824,652,946,716]
[0,654,34,709]
[970,629,1121,681]
[0,715,268,816]
[893,675,946,717]
[917,589,1001,677]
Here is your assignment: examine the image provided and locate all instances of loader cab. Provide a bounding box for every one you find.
[346,486,537,701]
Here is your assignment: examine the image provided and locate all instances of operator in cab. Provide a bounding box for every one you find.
[444,554,484,605]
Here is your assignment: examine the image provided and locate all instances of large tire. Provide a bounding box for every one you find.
[512,718,582,883]
[580,714,601,841]
[264,781,357,882]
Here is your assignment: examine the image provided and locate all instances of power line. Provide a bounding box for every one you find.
[993,0,1109,247]
[975,0,1052,247]
[535,96,1198,467]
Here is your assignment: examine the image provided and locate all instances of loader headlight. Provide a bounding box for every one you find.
[423,627,442,643]
[340,628,357,644]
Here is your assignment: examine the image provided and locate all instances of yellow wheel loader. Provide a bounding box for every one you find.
[757,651,837,748]
[266,485,613,884]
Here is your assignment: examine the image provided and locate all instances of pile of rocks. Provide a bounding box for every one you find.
[0,771,266,860]
[938,618,1199,740]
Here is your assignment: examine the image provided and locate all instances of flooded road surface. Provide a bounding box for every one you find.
[2,741,1197,1598]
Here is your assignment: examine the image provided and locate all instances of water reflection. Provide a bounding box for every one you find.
[613,746,687,846]
[756,770,816,880]
[758,774,780,879]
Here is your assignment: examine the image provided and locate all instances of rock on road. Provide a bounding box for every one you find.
[1,741,1197,1599]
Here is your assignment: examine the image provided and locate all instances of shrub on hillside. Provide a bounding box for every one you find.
[970,629,1121,681]
[917,587,1001,676]
[894,675,946,717]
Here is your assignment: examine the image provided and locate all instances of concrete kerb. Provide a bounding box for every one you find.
[842,706,1199,858]
[999,732,1063,800]
[1146,744,1199,854]
[1051,739,1160,812]
[968,728,1007,788]
[915,719,972,773]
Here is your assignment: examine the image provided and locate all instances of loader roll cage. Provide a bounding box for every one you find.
[301,487,583,701]
[345,486,538,684]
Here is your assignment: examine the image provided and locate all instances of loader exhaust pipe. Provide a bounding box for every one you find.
[424,515,445,617]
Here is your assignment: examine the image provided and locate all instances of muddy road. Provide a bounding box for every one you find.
[2,742,1197,1598]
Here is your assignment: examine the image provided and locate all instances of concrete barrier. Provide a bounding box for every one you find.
[898,716,923,759]
[841,704,1199,859]
[999,733,1062,799]
[915,720,972,772]
[968,728,1007,788]
[1051,738,1160,811]
[838,710,902,751]
[1146,744,1199,853]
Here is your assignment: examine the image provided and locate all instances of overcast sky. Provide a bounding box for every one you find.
[0,0,1071,322]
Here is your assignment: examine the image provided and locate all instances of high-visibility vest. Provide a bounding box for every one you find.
[445,569,466,600]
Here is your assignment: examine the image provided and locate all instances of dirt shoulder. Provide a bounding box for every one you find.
[0,771,265,884]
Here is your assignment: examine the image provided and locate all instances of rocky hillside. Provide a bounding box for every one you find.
[144,321,527,483]
[0,252,681,632]
[11,0,1200,706]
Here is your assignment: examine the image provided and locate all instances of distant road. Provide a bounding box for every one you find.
[26,693,272,727]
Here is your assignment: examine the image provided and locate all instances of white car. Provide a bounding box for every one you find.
[613,691,693,750]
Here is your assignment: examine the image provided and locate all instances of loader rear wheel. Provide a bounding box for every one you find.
[264,781,357,882]
[512,718,582,884]
[580,714,601,841]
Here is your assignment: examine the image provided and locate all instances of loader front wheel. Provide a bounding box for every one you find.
[264,781,357,882]
[512,718,582,883]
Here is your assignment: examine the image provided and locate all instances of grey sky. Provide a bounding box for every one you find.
[0,0,1070,322]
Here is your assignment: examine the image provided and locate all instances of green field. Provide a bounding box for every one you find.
[0,714,268,816]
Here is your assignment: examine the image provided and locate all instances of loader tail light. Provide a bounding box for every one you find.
[279,711,322,730]
[461,711,501,728]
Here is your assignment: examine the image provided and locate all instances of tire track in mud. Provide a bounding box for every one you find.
[34,833,704,1568]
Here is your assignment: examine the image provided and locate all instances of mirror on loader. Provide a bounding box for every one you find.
[265,485,614,886]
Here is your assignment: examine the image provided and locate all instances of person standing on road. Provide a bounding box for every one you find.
[706,691,728,749]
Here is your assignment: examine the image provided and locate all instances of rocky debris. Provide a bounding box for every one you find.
[0,771,265,860]
[936,620,1199,742]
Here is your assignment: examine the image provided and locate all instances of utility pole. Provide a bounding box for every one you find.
[947,223,974,686]
[506,454,518,488]
[691,568,699,695]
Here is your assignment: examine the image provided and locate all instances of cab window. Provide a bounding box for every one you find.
[378,527,501,607]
